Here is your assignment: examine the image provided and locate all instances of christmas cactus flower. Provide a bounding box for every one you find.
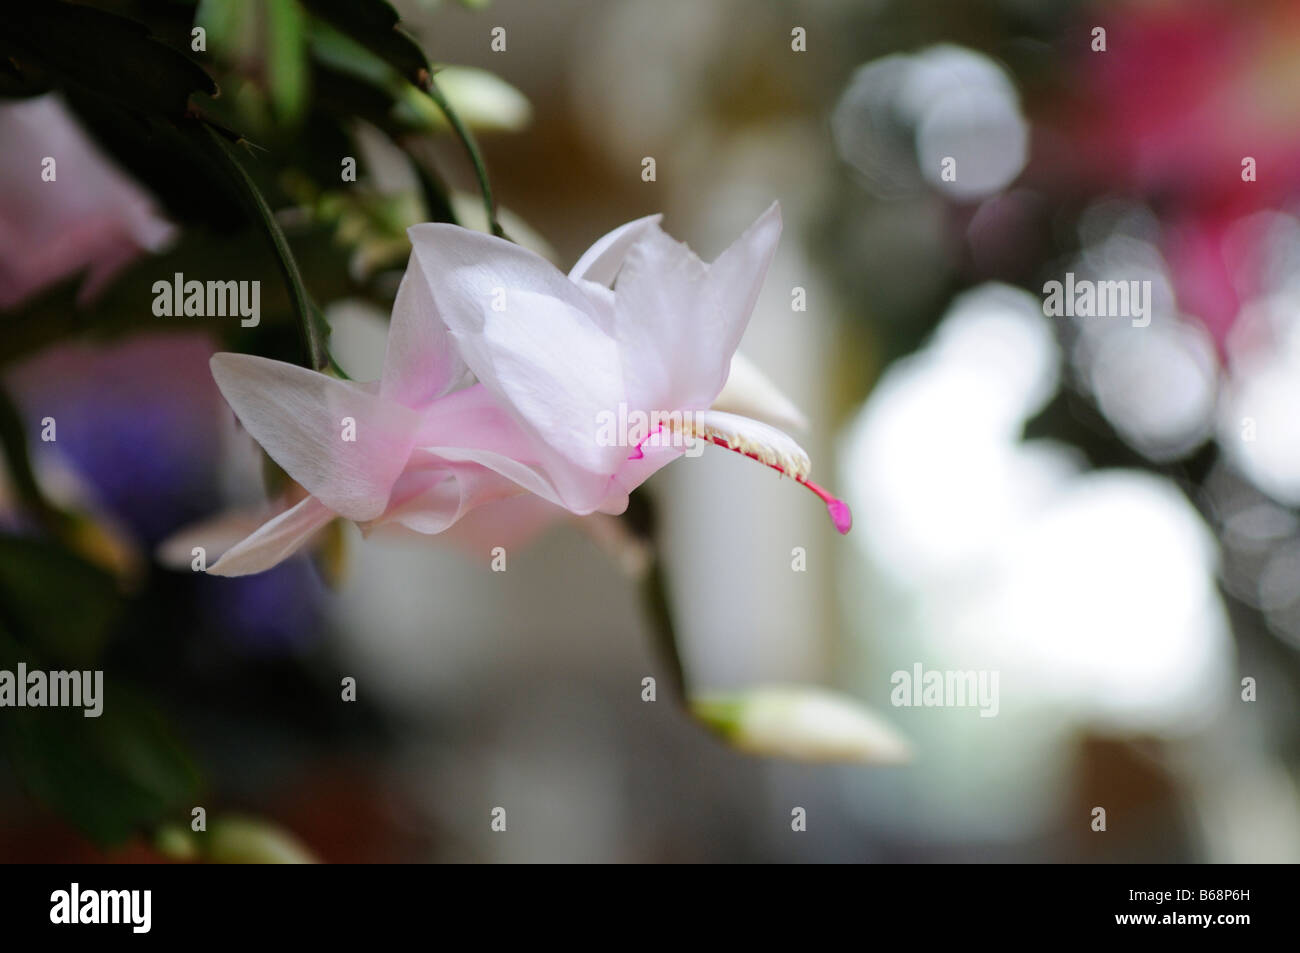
[202,203,850,576]
[406,202,853,532]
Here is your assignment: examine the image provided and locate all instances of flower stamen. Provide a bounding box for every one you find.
[658,415,852,534]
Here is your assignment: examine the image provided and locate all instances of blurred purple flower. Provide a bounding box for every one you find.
[9,333,223,544]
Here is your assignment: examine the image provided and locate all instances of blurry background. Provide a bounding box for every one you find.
[2,0,1299,862]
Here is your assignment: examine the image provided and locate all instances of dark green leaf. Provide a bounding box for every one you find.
[300,0,430,89]
[6,1,217,118]
[184,121,328,369]
[0,630,200,847]
[0,535,122,666]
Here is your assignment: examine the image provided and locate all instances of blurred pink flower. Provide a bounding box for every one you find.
[1162,209,1250,349]
[1035,0,1300,348]
[0,94,175,309]
[1046,1,1300,205]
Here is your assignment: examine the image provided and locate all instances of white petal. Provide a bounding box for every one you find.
[405,224,627,508]
[211,353,419,522]
[207,496,335,577]
[712,351,809,432]
[612,203,782,411]
[705,202,783,357]
[567,213,663,286]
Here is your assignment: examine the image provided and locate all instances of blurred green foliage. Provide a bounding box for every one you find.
[0,0,511,852]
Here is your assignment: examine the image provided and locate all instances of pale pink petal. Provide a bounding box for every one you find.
[155,506,272,570]
[410,383,607,510]
[379,249,471,409]
[377,453,529,535]
[412,382,541,453]
[406,224,627,504]
[440,491,570,553]
[427,446,585,511]
[207,496,335,576]
[602,440,685,513]
[210,353,418,522]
